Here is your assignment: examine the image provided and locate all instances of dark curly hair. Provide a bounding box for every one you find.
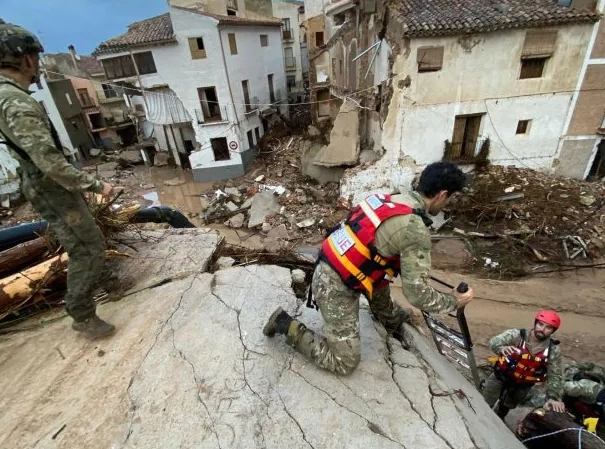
[416,161,466,198]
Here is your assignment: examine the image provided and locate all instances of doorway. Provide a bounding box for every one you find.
[588,139,605,180]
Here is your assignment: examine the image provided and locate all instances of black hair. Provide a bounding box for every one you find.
[416,161,465,198]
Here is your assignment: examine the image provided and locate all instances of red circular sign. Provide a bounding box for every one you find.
[229,140,238,150]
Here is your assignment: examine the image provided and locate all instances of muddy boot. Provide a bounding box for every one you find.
[72,315,116,340]
[386,308,413,341]
[263,307,293,337]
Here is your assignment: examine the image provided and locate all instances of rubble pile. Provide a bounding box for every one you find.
[200,134,348,248]
[449,165,605,275]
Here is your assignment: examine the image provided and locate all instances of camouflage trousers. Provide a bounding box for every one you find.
[482,372,532,410]
[22,173,105,322]
[286,261,408,376]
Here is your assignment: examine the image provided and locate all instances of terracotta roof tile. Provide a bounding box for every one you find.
[171,6,283,27]
[93,13,176,55]
[77,55,104,75]
[390,0,599,37]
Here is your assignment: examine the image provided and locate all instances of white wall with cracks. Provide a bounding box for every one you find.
[0,229,523,449]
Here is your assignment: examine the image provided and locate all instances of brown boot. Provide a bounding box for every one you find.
[263,307,293,337]
[72,315,116,340]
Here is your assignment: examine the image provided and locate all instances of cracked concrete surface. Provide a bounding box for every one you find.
[0,231,523,449]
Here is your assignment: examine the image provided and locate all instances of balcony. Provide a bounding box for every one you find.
[282,29,293,41]
[284,57,297,70]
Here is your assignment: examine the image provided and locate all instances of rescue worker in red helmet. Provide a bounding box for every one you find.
[483,310,565,418]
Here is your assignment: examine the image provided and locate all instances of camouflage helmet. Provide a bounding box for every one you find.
[0,19,44,69]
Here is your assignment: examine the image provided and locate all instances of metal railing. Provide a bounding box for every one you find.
[284,57,296,69]
[282,30,293,40]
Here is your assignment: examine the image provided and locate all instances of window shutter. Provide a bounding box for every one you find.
[417,46,444,72]
[522,30,557,58]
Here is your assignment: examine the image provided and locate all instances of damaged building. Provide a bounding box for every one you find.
[302,0,601,203]
[94,4,287,181]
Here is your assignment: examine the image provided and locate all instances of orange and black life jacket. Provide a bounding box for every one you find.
[317,193,432,299]
[495,329,559,385]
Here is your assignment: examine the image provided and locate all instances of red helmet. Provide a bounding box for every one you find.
[535,310,561,330]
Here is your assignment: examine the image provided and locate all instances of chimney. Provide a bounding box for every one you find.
[68,44,77,66]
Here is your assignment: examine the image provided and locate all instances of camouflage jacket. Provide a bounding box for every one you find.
[374,191,458,314]
[489,328,563,401]
[0,73,103,193]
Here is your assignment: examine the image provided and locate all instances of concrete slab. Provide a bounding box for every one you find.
[314,101,360,167]
[0,262,518,449]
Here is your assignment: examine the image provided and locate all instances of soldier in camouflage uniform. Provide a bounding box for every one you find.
[264,162,473,375]
[483,311,565,418]
[0,19,115,339]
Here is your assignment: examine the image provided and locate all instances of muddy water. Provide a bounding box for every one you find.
[130,166,263,248]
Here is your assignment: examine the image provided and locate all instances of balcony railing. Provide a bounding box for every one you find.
[282,30,293,41]
[285,57,296,69]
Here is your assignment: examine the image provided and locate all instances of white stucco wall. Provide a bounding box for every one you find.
[343,23,593,203]
[98,7,285,172]
[272,0,305,88]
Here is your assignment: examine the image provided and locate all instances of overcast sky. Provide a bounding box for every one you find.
[2,0,169,55]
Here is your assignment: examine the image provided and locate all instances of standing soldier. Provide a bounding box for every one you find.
[263,161,474,375]
[0,20,115,339]
[483,310,566,418]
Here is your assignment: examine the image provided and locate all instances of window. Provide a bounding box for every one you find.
[88,112,105,130]
[268,74,275,103]
[255,127,261,143]
[65,93,73,105]
[211,137,230,161]
[417,46,444,72]
[287,75,296,92]
[450,114,483,159]
[315,31,324,47]
[520,58,547,79]
[102,55,136,79]
[260,35,268,47]
[102,83,117,98]
[317,89,330,117]
[197,87,222,123]
[133,51,157,75]
[247,130,254,150]
[519,30,556,80]
[242,80,252,112]
[78,88,93,107]
[333,12,345,26]
[284,47,295,69]
[282,18,291,31]
[188,37,207,59]
[339,59,343,75]
[228,33,238,55]
[227,9,237,16]
[516,119,531,134]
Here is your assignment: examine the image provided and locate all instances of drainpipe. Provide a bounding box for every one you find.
[218,28,242,144]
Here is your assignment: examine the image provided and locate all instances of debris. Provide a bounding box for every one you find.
[224,187,241,197]
[225,201,239,212]
[291,269,306,284]
[95,161,119,173]
[359,150,380,165]
[259,184,286,195]
[215,189,228,200]
[141,183,155,190]
[164,178,186,187]
[314,101,360,167]
[504,186,515,193]
[296,218,316,228]
[483,257,500,269]
[52,424,67,440]
[226,213,245,228]
[308,125,320,137]
[497,193,525,202]
[118,150,144,166]
[429,212,451,232]
[579,195,596,206]
[266,224,289,241]
[154,152,170,167]
[261,222,272,233]
[89,148,102,157]
[255,175,265,182]
[240,197,253,210]
[97,349,106,357]
[248,192,281,228]
[217,256,236,269]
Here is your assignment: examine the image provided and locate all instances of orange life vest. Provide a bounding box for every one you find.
[318,193,431,299]
[495,329,557,385]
